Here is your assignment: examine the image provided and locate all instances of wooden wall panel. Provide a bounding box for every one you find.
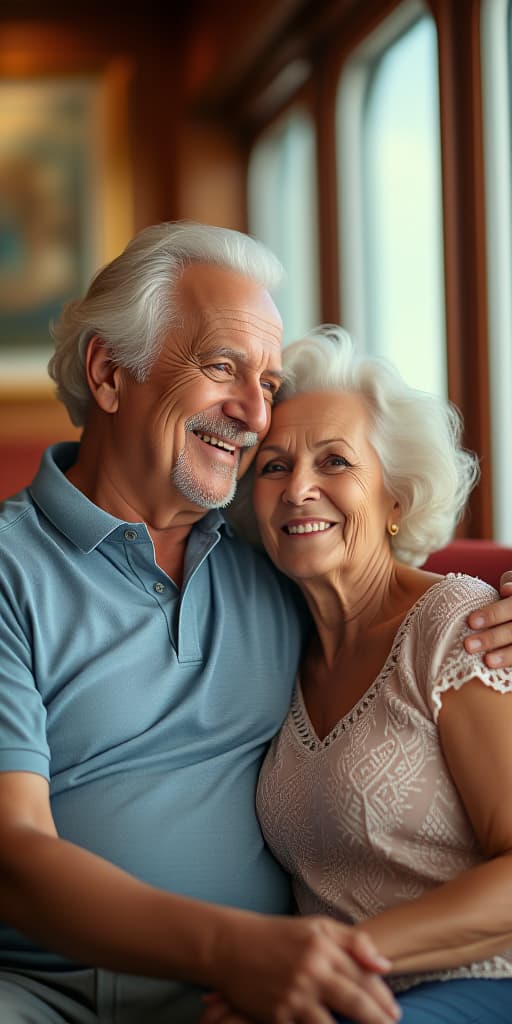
[0,4,248,473]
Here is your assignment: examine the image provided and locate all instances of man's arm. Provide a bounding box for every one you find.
[0,771,399,1024]
[465,574,512,666]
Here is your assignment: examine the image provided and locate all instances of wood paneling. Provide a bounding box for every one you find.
[0,0,497,537]
[0,3,246,455]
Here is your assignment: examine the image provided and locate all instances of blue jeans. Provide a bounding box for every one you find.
[334,978,512,1023]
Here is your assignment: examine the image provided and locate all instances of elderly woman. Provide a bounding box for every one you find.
[216,326,512,1024]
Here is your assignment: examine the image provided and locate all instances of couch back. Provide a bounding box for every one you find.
[0,440,49,500]
[423,539,512,590]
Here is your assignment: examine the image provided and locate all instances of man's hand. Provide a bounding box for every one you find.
[465,574,512,667]
[209,913,400,1024]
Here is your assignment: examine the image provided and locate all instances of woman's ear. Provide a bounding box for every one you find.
[386,499,401,537]
[85,335,120,414]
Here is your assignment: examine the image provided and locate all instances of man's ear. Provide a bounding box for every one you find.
[85,335,120,414]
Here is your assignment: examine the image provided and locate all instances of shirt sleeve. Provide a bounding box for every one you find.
[0,580,50,777]
[413,575,512,724]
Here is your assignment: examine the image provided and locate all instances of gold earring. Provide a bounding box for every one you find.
[388,523,399,536]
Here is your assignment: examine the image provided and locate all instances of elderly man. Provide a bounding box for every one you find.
[0,222,509,1024]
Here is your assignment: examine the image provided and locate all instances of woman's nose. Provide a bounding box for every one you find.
[282,470,319,505]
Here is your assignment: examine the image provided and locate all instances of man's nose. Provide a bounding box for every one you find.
[222,382,269,434]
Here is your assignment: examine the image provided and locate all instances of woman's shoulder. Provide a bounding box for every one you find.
[414,572,498,622]
[405,574,512,720]
[387,574,502,716]
[391,573,498,672]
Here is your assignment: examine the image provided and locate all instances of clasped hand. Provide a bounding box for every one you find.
[204,915,401,1024]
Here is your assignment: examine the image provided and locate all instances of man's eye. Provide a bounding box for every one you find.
[259,380,279,404]
[205,363,234,379]
[212,363,233,373]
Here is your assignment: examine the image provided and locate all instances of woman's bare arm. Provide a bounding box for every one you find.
[355,679,512,972]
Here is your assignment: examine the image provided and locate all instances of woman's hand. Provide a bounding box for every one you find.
[465,574,512,666]
[208,913,401,1024]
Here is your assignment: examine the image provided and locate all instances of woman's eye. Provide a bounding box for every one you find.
[324,455,351,469]
[259,461,287,476]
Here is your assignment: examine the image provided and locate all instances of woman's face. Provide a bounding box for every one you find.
[253,390,396,583]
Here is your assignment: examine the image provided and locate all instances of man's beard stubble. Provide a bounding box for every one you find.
[171,413,259,510]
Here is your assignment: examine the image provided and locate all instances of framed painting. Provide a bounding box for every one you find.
[0,62,133,393]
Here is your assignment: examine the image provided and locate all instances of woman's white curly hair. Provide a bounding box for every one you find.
[229,325,480,566]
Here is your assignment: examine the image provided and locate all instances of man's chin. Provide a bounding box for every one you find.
[210,474,239,509]
[173,475,238,511]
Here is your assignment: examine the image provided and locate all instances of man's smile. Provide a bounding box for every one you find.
[192,431,237,454]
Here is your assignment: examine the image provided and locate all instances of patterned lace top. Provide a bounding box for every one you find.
[257,574,512,992]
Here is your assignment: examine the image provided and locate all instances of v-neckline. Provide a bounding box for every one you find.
[291,576,456,750]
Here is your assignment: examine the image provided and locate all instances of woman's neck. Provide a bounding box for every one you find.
[297,554,433,670]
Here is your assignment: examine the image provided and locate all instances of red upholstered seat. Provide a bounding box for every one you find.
[423,539,512,590]
[0,441,46,500]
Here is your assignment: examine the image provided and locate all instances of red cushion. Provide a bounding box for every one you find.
[0,441,46,500]
[423,539,512,590]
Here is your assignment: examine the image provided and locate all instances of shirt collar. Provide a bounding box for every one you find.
[30,442,234,552]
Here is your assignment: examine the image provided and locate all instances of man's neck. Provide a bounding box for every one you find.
[65,439,211,587]
[146,524,194,587]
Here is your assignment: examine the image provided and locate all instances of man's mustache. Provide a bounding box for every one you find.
[185,413,259,450]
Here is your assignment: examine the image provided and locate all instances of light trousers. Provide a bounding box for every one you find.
[0,967,204,1023]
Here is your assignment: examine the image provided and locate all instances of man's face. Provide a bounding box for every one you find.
[114,264,283,517]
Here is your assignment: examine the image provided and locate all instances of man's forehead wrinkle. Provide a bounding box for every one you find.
[201,321,281,344]
[200,324,282,353]
[203,307,282,340]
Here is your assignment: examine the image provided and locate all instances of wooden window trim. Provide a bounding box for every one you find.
[195,0,492,536]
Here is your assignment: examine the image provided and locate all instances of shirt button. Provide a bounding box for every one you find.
[153,582,166,593]
[124,528,138,541]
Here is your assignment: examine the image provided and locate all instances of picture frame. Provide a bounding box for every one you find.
[0,59,134,396]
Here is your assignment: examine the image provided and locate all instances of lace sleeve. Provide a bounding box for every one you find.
[414,575,512,723]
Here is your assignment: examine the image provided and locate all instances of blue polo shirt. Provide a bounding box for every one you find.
[0,443,307,969]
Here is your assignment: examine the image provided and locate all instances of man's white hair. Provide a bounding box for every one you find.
[48,221,284,426]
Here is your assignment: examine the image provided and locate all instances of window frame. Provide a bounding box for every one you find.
[335,1,448,398]
[218,0,494,536]
[246,93,321,344]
